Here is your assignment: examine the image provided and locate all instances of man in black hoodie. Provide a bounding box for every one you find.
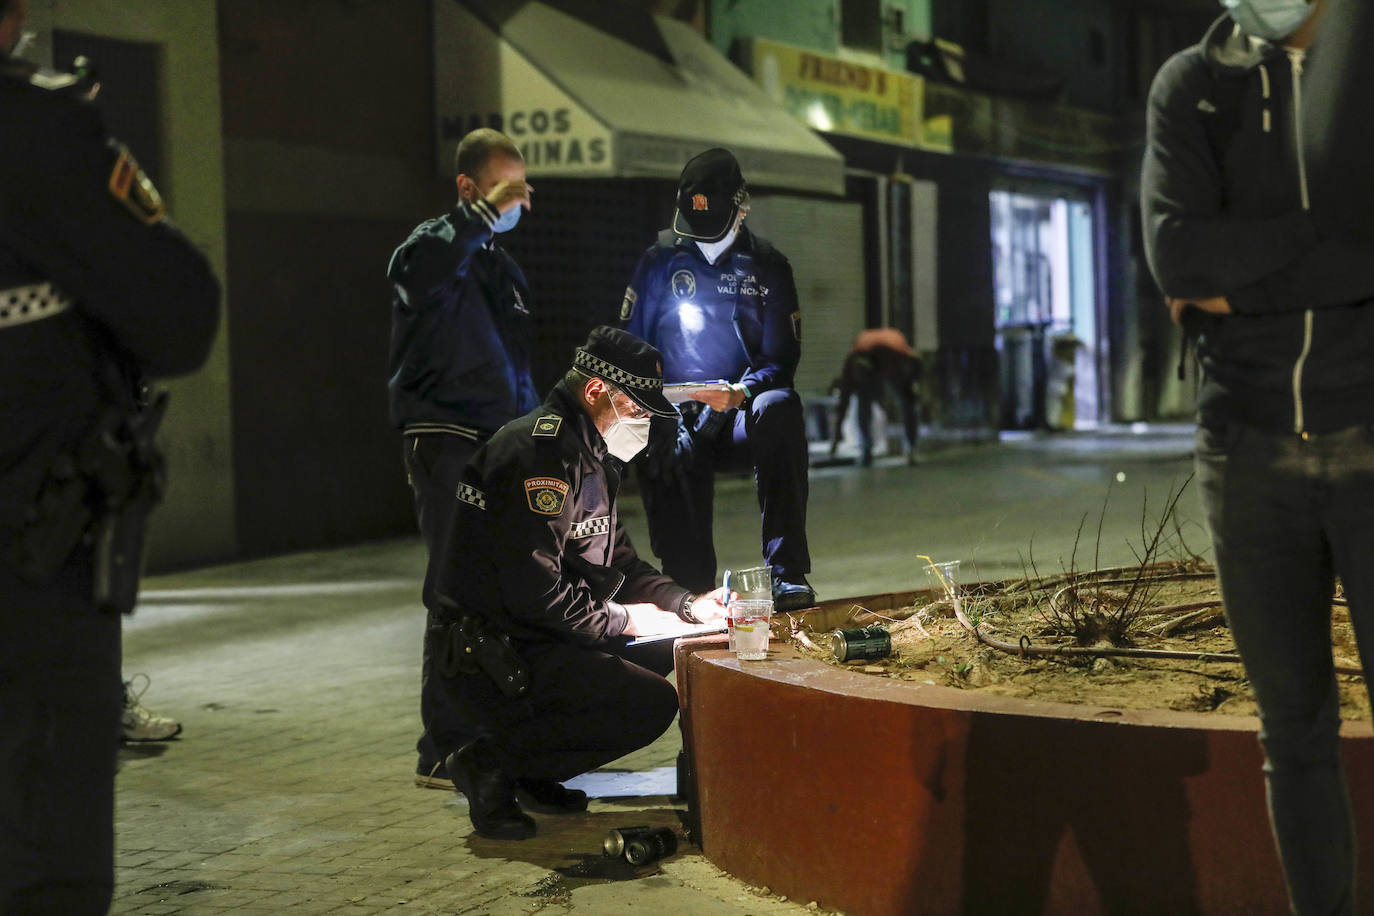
[1142,2,1374,912]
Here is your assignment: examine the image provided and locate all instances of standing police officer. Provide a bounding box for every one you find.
[426,326,729,840]
[387,128,539,791]
[622,148,814,611]
[0,0,221,908]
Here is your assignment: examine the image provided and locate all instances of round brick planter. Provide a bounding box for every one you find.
[674,589,1374,916]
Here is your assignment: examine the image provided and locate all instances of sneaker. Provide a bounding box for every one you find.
[772,574,816,613]
[415,756,454,790]
[121,674,182,742]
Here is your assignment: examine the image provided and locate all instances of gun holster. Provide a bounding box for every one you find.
[436,615,531,698]
[12,383,168,615]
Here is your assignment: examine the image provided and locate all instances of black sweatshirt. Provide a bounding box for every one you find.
[1141,14,1374,434]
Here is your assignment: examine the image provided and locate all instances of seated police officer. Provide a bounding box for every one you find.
[622,148,815,611]
[425,326,729,840]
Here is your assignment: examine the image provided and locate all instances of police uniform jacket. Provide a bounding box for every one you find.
[430,379,691,646]
[0,53,220,607]
[387,202,539,438]
[621,226,800,395]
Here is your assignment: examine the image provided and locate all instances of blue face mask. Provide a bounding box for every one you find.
[491,205,522,234]
[1220,0,1316,41]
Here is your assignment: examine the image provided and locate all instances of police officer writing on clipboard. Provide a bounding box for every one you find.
[0,0,221,908]
[622,148,815,611]
[424,327,729,840]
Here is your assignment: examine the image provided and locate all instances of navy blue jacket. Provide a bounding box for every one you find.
[622,226,800,395]
[1141,14,1374,434]
[0,54,220,606]
[387,203,539,438]
[430,380,690,646]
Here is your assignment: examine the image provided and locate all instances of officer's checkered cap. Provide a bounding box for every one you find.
[573,326,676,418]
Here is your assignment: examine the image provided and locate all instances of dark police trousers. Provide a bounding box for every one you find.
[0,559,122,915]
[429,626,679,780]
[403,432,481,767]
[1196,422,1374,916]
[640,388,811,593]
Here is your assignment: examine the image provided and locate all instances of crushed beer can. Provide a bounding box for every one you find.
[830,624,892,662]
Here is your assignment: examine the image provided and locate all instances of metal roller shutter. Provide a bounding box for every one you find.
[744,196,867,399]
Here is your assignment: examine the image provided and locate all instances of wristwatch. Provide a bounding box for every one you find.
[679,594,701,624]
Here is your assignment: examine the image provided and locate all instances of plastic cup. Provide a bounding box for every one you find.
[924,560,960,598]
[724,565,773,599]
[729,599,773,661]
[723,566,772,650]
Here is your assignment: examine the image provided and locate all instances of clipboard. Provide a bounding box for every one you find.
[663,381,732,405]
[625,623,727,646]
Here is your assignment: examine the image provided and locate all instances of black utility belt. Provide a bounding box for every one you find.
[434,615,530,698]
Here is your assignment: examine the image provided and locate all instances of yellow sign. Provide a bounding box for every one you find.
[747,37,947,151]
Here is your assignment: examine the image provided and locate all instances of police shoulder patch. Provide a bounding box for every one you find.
[531,415,563,438]
[107,145,166,225]
[525,477,570,516]
[619,286,637,322]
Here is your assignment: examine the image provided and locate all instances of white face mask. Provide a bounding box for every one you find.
[603,394,652,461]
[1220,0,1316,41]
[696,224,740,265]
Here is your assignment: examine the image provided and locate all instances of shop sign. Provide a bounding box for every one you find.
[433,1,613,177]
[745,37,948,151]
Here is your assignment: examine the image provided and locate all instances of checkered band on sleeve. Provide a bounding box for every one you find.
[573,349,663,390]
[0,282,73,330]
[456,483,487,510]
[568,515,611,539]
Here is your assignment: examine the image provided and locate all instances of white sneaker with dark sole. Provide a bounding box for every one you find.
[121,674,182,742]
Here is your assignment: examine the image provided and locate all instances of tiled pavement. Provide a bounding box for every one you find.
[113,426,1195,913]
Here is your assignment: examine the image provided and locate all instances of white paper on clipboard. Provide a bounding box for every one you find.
[663,380,732,405]
[625,623,727,646]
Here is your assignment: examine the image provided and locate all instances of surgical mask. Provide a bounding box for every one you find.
[491,205,522,233]
[603,395,652,462]
[1220,0,1316,41]
[696,224,739,265]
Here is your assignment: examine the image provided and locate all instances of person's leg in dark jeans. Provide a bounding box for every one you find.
[1196,424,1358,915]
[639,440,718,593]
[404,433,480,783]
[728,389,811,606]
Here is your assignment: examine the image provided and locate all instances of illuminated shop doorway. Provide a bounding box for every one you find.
[990,189,1101,430]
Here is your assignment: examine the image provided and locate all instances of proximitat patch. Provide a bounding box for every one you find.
[531,415,563,438]
[525,477,570,516]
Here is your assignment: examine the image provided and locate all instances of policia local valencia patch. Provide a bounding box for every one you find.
[525,477,570,516]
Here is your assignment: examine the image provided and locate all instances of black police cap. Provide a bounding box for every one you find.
[573,326,677,418]
[672,148,747,243]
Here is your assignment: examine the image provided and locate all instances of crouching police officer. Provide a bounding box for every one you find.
[622,148,815,611]
[424,326,729,839]
[0,2,221,910]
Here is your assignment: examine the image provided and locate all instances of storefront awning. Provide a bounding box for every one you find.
[433,0,845,195]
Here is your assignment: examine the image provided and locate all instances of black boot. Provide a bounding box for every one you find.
[446,744,536,840]
[515,777,588,814]
[772,573,816,613]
